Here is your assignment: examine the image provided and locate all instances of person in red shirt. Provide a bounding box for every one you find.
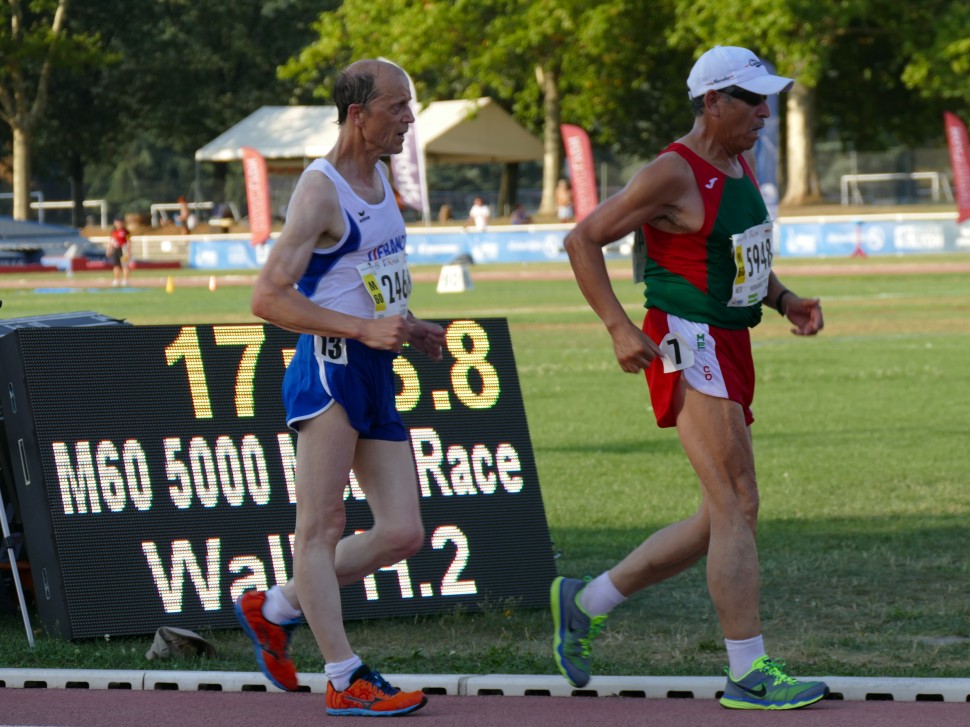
[552,45,826,711]
[107,217,131,287]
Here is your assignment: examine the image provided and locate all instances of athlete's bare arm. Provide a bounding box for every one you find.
[251,171,409,352]
[564,153,699,372]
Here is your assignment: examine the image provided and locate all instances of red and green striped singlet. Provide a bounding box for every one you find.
[642,142,770,330]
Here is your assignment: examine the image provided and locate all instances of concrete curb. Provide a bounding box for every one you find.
[2,669,969,702]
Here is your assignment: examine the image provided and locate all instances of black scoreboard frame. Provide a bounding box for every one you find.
[0,317,556,639]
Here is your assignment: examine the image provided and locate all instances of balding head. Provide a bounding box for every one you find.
[333,59,406,124]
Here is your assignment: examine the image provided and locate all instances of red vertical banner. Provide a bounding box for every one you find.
[561,124,598,222]
[242,146,272,245]
[944,113,970,223]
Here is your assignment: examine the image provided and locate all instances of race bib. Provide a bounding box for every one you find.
[356,252,411,319]
[317,335,348,365]
[632,228,647,284]
[660,331,694,373]
[728,222,773,307]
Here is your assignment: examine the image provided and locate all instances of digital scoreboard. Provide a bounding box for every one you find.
[0,318,556,639]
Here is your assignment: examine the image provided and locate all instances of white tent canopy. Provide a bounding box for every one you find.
[195,98,543,165]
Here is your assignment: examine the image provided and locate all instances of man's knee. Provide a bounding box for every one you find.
[704,477,759,529]
[296,503,346,549]
[381,520,425,561]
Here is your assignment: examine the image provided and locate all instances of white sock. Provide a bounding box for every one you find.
[725,635,765,679]
[325,654,363,692]
[262,585,302,623]
[577,572,626,617]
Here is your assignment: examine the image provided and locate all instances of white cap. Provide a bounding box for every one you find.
[686,45,794,99]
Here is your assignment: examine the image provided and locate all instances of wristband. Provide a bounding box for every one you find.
[775,289,792,316]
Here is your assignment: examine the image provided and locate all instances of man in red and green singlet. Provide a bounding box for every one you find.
[551,46,827,711]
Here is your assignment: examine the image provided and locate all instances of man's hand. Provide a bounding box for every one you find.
[611,319,663,373]
[785,296,824,336]
[407,317,446,362]
[360,316,410,352]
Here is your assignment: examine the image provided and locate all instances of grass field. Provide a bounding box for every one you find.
[1,254,969,679]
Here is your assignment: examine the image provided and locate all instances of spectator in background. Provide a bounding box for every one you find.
[464,196,491,231]
[210,202,234,233]
[107,217,130,287]
[177,195,194,234]
[510,203,532,225]
[556,179,574,222]
[212,201,231,220]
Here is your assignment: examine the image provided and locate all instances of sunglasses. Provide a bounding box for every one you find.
[720,86,768,107]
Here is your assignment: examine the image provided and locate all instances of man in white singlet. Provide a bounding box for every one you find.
[236,59,444,718]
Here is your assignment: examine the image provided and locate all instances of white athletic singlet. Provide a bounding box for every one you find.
[293,159,410,319]
[282,159,412,436]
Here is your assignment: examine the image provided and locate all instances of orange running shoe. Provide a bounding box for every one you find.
[326,665,428,717]
[234,590,300,691]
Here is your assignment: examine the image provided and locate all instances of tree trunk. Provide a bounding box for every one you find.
[537,65,562,216]
[780,83,821,206]
[12,126,32,221]
[497,162,519,217]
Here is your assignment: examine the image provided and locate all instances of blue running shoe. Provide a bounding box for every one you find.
[720,656,829,710]
[550,576,607,687]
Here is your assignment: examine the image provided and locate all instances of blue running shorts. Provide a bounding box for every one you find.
[282,334,407,441]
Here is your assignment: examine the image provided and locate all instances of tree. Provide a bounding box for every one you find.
[29,0,330,224]
[667,0,857,205]
[458,1,688,213]
[0,0,104,219]
[668,0,967,206]
[817,9,956,151]
[281,0,686,215]
[23,0,962,224]
[900,1,970,111]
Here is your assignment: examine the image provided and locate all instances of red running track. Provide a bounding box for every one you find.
[2,689,968,727]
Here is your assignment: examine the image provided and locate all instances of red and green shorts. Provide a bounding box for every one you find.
[642,307,755,428]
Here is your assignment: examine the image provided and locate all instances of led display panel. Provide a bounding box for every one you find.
[0,319,556,639]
